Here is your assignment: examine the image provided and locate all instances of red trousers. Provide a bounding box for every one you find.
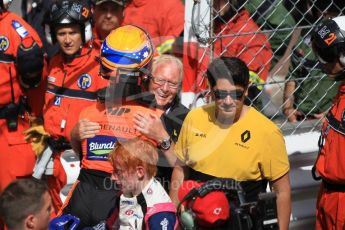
[0,121,36,192]
[316,184,345,230]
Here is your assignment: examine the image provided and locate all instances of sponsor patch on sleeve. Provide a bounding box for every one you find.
[11,20,29,38]
[148,213,176,230]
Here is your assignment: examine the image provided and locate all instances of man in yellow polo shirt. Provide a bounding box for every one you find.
[170,57,291,230]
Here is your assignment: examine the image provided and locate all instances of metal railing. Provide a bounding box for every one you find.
[187,0,344,134]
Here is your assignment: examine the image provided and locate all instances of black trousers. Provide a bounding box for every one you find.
[62,170,118,229]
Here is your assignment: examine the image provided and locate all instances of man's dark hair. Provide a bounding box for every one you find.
[0,178,48,229]
[206,57,250,89]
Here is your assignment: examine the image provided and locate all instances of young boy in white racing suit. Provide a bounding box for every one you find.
[107,138,177,230]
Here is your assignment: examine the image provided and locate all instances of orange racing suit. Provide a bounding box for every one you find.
[60,100,163,228]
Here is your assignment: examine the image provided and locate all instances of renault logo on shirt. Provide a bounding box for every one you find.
[241,130,251,143]
[87,135,117,161]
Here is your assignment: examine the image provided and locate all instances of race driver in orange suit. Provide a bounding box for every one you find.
[40,0,108,214]
[0,0,44,192]
[60,25,164,228]
[312,16,345,230]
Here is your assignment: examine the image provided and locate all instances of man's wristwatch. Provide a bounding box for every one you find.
[158,137,172,150]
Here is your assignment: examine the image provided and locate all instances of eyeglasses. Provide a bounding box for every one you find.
[214,89,244,100]
[151,77,180,89]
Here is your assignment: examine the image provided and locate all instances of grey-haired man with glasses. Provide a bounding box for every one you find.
[133,54,189,192]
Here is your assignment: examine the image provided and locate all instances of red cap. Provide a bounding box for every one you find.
[178,180,230,227]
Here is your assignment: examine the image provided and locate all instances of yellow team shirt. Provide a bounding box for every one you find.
[175,103,289,181]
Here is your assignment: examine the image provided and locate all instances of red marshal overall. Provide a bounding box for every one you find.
[315,84,345,229]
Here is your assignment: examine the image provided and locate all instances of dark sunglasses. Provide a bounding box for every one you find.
[214,89,244,100]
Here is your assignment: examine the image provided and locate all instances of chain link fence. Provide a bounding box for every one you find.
[187,0,345,134]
